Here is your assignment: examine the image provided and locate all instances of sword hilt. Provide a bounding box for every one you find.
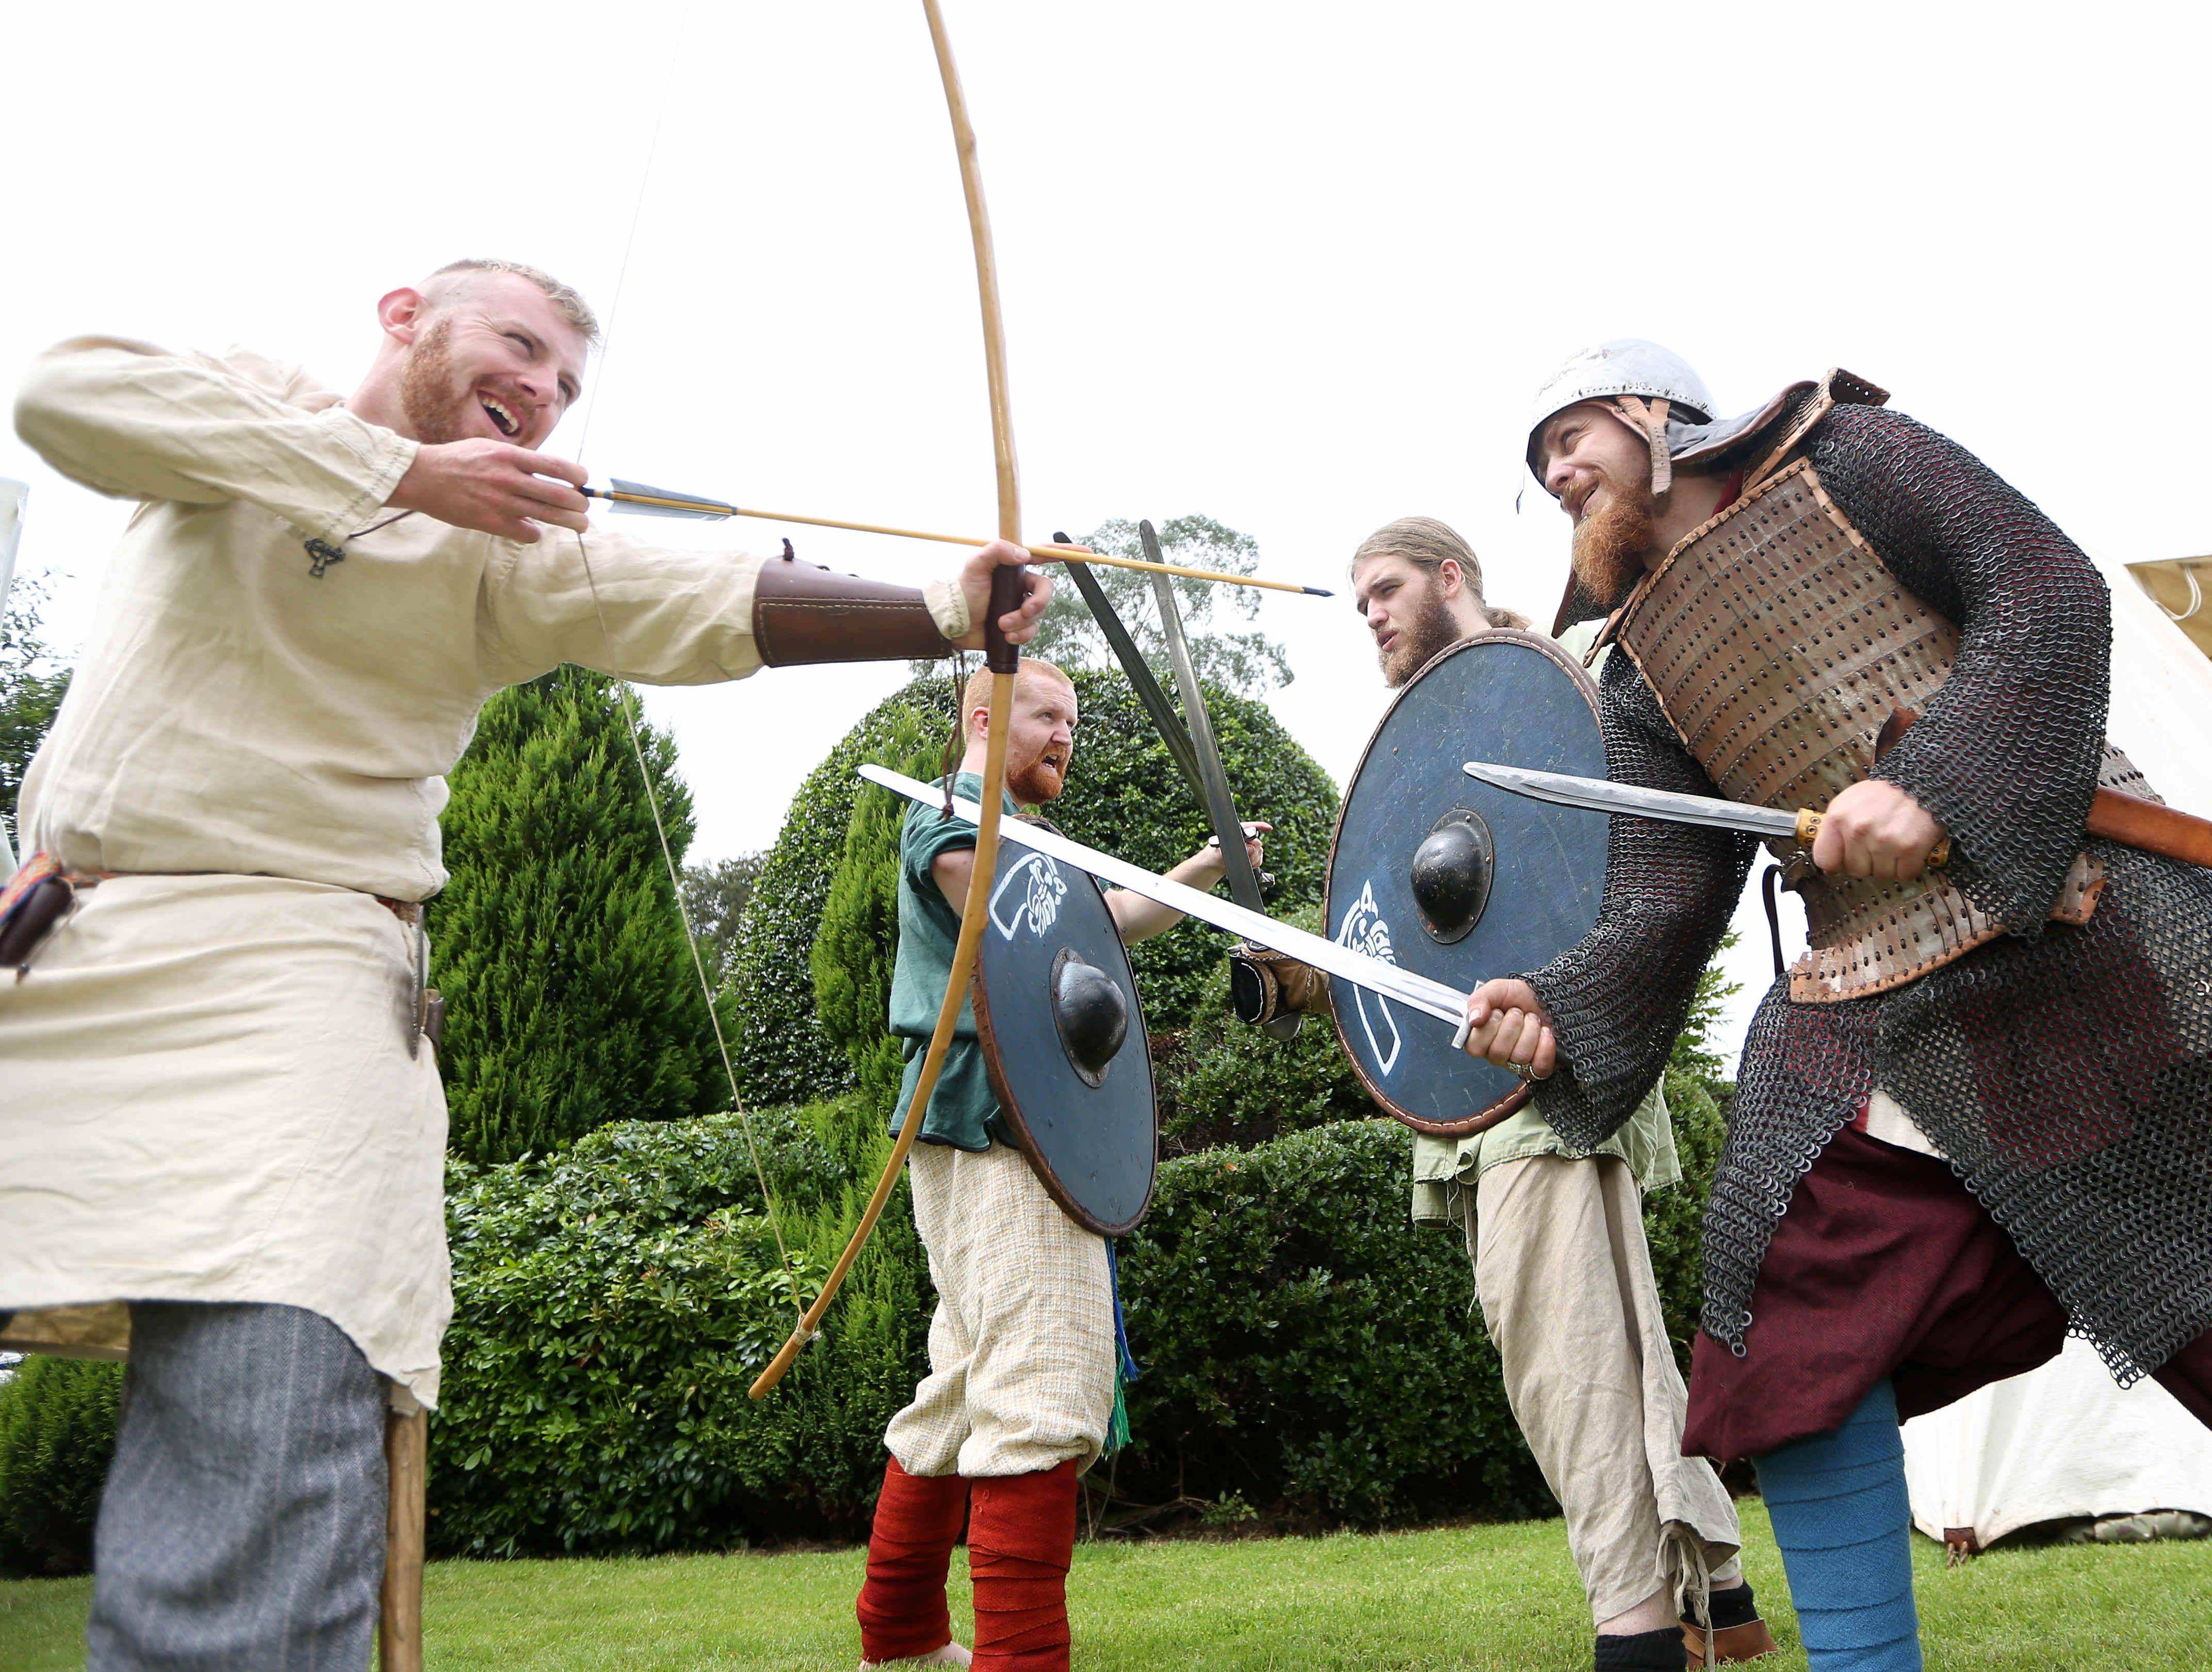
[1794,808,1950,871]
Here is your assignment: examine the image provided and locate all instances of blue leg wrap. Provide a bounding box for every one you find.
[1753,1380,1922,1670]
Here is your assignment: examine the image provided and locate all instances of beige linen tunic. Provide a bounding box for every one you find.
[0,339,962,1405]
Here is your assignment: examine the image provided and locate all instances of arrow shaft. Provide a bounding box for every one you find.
[583,486,1327,595]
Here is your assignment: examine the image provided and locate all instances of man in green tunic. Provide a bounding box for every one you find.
[856,658,1264,1672]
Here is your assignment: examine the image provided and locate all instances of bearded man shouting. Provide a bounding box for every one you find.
[854,658,1264,1672]
[1352,517,1774,1671]
[0,258,1047,1671]
[1462,339,2212,1671]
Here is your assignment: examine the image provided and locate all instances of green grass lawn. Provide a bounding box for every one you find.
[6,1502,2208,1669]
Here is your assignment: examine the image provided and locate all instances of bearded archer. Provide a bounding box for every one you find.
[0,258,1048,1671]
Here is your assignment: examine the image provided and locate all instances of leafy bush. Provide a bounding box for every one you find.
[430,1097,930,1554]
[1112,1119,1549,1528]
[0,1355,121,1578]
[432,666,728,1164]
[1151,905,1373,1157]
[742,670,1342,1109]
[1112,1081,1728,1530]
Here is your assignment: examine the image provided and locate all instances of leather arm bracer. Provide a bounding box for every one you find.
[751,554,958,666]
[1228,943,1332,1027]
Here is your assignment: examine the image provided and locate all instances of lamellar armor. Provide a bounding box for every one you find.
[1600,374,2155,1001]
[1523,376,2212,1382]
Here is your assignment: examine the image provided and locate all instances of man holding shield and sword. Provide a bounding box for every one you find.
[854,654,1266,1672]
[1458,340,2212,1670]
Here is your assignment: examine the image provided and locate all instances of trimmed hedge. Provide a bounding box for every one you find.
[430,1097,930,1554]
[425,1063,1728,1549]
[0,1355,121,1578]
[1150,905,1373,1158]
[1114,1119,1547,1527]
[1112,1076,1728,1528]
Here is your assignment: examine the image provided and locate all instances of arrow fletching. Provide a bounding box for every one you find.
[587,480,738,520]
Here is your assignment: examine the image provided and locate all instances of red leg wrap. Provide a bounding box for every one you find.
[856,1457,971,1663]
[967,1460,1079,1672]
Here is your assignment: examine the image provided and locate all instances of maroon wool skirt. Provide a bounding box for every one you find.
[1683,1123,2212,1460]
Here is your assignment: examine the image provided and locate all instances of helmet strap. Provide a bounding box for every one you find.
[1608,395,1674,495]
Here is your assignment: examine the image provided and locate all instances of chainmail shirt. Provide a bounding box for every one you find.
[1526,404,2212,1382]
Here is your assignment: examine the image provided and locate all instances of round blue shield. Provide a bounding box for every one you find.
[1325,631,1608,1136]
[972,826,1157,1234]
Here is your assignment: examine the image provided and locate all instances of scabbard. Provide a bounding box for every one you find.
[2086,788,2212,869]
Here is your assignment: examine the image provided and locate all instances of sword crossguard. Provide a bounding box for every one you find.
[1794,807,1949,870]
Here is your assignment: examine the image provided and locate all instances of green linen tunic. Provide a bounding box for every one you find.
[887,771,1015,1152]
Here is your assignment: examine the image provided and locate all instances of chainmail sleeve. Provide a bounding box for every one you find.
[1806,406,2110,936]
[1523,651,1754,1149]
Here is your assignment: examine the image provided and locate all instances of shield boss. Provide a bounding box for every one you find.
[1326,631,1608,1136]
[972,832,1157,1235]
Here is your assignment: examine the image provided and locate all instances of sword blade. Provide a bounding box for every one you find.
[1142,519,1266,914]
[859,765,1471,1028]
[1461,760,1802,842]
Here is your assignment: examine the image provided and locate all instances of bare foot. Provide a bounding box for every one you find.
[859,1644,972,1670]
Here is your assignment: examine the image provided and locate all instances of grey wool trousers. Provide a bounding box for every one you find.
[87,1302,390,1672]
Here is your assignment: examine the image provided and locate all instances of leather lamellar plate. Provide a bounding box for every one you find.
[1614,456,2121,1002]
[1326,633,1610,1135]
[970,830,1157,1236]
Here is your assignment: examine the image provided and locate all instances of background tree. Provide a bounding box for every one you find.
[1,575,73,847]
[810,714,942,1114]
[431,666,726,1165]
[913,515,1293,696]
[681,853,764,991]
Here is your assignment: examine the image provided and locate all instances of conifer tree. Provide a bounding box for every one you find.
[431,666,725,1164]
[810,714,941,1113]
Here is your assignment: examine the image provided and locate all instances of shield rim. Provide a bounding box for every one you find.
[1325,628,1603,1138]
[971,825,1158,1236]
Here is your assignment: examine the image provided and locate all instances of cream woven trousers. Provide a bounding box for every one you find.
[886,1141,1116,1479]
[1473,1154,1744,1625]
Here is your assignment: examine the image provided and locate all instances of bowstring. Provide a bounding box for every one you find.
[566,110,808,1325]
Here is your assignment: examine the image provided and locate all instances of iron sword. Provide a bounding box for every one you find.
[859,765,1481,1038]
[1461,760,1951,868]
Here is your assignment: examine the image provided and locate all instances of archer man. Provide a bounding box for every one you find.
[854,657,1264,1672]
[0,258,1047,1671]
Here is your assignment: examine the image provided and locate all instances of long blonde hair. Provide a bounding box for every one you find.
[1349,517,1531,630]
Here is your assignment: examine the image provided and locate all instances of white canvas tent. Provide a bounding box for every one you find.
[1899,561,2212,1553]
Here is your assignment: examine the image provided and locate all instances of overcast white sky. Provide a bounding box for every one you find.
[5,2,2207,1067]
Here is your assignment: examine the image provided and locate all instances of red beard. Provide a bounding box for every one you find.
[1380,577,1468,689]
[1005,752,1066,806]
[1570,468,1661,609]
[398,318,476,445]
